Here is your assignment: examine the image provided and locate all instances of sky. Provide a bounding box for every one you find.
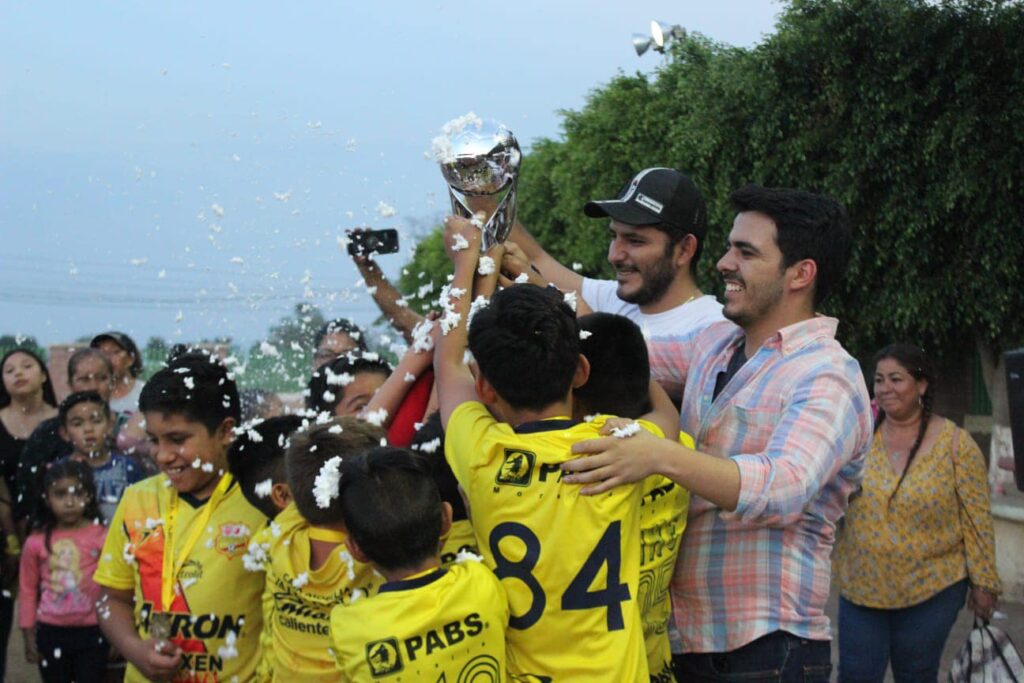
[0,1,783,350]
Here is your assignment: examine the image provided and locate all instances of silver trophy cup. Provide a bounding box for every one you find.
[438,119,521,251]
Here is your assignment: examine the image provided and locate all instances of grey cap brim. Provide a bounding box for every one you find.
[583,199,665,227]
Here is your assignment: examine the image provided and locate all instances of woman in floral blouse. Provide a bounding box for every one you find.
[835,343,1001,683]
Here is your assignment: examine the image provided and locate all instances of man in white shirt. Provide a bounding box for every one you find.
[507,167,723,398]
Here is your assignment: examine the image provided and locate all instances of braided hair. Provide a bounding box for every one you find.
[874,343,935,498]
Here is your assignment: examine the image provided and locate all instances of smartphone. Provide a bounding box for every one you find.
[347,229,400,257]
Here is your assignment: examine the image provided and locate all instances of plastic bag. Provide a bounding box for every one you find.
[949,618,1024,683]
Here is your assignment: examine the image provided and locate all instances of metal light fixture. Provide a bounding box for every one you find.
[633,20,686,56]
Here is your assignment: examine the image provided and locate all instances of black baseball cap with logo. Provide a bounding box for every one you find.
[583,167,707,241]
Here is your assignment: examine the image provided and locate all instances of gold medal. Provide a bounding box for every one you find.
[149,610,172,642]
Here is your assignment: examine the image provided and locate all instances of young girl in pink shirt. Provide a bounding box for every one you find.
[19,459,107,683]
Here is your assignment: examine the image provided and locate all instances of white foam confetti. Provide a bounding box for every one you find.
[431,112,483,163]
[611,422,642,439]
[414,437,441,454]
[580,330,593,340]
[254,479,273,498]
[451,233,470,252]
[514,272,530,284]
[292,572,309,589]
[217,630,239,660]
[313,457,343,509]
[455,548,484,563]
[363,408,388,427]
[338,549,357,581]
[477,256,496,276]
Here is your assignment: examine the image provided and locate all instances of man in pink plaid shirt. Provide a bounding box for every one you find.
[563,185,872,683]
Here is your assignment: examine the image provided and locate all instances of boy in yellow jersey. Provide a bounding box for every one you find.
[575,313,692,683]
[94,351,266,682]
[433,216,660,681]
[410,411,480,567]
[331,446,508,682]
[251,417,386,682]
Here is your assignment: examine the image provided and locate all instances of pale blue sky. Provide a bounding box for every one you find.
[0,1,782,348]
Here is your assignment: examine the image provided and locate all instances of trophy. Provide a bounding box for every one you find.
[436,117,521,251]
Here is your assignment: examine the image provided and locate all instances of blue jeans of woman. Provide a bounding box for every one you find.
[838,578,968,683]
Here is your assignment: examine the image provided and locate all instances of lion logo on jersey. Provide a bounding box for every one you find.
[495,449,535,487]
[366,638,403,677]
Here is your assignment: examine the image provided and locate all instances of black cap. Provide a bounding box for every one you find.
[90,331,132,351]
[584,168,707,239]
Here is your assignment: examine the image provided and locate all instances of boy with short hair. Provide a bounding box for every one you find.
[93,351,266,682]
[433,217,658,681]
[252,417,386,682]
[330,446,508,682]
[576,312,693,682]
[226,414,303,520]
[58,390,145,524]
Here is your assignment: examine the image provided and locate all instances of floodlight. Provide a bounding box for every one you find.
[632,33,653,56]
[650,20,669,48]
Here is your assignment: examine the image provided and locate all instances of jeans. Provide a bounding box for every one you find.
[34,623,108,683]
[673,630,832,683]
[838,578,968,683]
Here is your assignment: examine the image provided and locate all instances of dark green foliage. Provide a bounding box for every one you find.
[400,0,1023,359]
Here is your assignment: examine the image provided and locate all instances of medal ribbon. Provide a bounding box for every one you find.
[160,473,234,611]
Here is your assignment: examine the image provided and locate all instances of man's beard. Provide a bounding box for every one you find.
[616,254,677,306]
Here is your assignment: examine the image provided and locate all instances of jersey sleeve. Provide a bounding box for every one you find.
[443,401,497,491]
[92,493,137,591]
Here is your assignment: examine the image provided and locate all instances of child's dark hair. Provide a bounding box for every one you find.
[575,313,652,419]
[285,417,385,526]
[39,460,101,551]
[339,447,442,572]
[58,391,111,426]
[227,415,303,519]
[139,350,240,433]
[467,284,581,411]
[305,352,392,415]
[410,411,466,522]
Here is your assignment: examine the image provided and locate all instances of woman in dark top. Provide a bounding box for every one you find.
[0,347,57,679]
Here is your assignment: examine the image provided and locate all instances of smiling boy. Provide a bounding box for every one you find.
[93,351,265,682]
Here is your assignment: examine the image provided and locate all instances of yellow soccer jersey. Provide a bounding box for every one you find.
[94,473,265,683]
[440,518,479,568]
[445,401,650,682]
[253,503,384,682]
[637,431,693,683]
[331,560,508,682]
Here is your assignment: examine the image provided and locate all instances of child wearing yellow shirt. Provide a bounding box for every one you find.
[94,350,266,683]
[330,447,508,682]
[253,417,386,682]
